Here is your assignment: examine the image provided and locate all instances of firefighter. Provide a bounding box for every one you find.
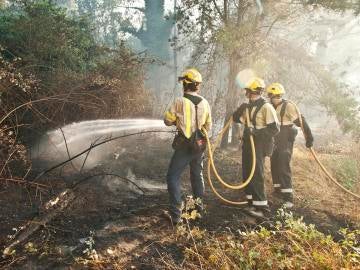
[233,77,280,218]
[266,82,314,208]
[164,68,212,224]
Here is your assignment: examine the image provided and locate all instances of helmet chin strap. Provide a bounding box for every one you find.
[249,95,261,101]
[271,96,282,105]
[246,91,262,101]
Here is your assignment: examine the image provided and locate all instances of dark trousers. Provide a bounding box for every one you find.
[242,134,268,209]
[271,126,297,202]
[166,148,205,220]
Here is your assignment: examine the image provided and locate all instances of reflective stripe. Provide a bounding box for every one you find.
[246,195,253,200]
[183,98,192,138]
[164,111,176,122]
[273,184,281,188]
[253,200,268,206]
[281,188,293,193]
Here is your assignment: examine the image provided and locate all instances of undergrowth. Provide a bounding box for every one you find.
[168,199,360,270]
[332,157,359,190]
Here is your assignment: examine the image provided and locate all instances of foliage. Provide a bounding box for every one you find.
[0,48,33,177]
[170,210,360,269]
[316,72,360,139]
[177,0,261,61]
[0,1,152,178]
[0,1,152,136]
[0,124,29,177]
[304,0,360,15]
[0,1,99,74]
[76,0,173,59]
[333,158,359,189]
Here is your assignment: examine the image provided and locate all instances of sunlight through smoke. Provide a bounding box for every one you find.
[235,68,256,88]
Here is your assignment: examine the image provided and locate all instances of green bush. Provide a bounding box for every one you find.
[172,209,360,269]
[0,1,152,139]
[330,157,359,190]
[0,1,99,74]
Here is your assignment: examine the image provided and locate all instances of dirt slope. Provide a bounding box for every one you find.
[0,138,359,269]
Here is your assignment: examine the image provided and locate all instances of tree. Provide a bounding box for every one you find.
[177,0,264,147]
[75,0,173,59]
[0,1,98,74]
[0,1,150,138]
[121,0,173,60]
[304,0,360,14]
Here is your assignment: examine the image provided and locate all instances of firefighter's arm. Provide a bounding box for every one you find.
[203,102,212,131]
[164,101,177,126]
[294,115,314,148]
[265,122,280,137]
[232,103,247,124]
[264,104,280,137]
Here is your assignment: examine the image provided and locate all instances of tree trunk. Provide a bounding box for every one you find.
[221,53,240,148]
[142,0,172,60]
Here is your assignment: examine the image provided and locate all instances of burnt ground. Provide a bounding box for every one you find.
[0,136,359,269]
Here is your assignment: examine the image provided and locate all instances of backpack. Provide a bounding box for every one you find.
[190,102,207,153]
[172,94,207,153]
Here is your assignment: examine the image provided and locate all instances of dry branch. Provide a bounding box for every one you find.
[0,177,48,188]
[59,127,78,172]
[3,188,76,257]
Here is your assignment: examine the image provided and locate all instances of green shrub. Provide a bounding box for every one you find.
[0,1,99,74]
[0,1,152,139]
[172,210,360,269]
[331,157,359,190]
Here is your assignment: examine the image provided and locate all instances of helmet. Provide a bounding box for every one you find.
[245,77,265,92]
[266,83,285,96]
[178,68,202,84]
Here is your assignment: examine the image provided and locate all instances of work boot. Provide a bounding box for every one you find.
[163,210,182,226]
[282,201,294,209]
[272,188,283,207]
[246,206,270,219]
[195,204,205,218]
[171,216,181,226]
[272,188,282,199]
[245,195,253,207]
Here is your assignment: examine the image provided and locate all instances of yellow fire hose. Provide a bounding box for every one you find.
[204,101,360,205]
[290,101,360,200]
[203,108,256,205]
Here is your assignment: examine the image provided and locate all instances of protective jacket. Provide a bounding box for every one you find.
[233,97,280,209]
[271,99,313,204]
[274,100,313,146]
[164,92,212,138]
[164,92,212,223]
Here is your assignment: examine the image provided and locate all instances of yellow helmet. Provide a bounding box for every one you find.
[245,77,265,92]
[266,82,285,95]
[178,68,202,84]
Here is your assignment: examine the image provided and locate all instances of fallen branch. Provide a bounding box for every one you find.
[3,189,76,257]
[0,177,48,188]
[2,170,147,257]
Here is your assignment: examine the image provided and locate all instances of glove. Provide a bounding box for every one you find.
[245,127,258,137]
[233,103,248,123]
[305,139,313,148]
